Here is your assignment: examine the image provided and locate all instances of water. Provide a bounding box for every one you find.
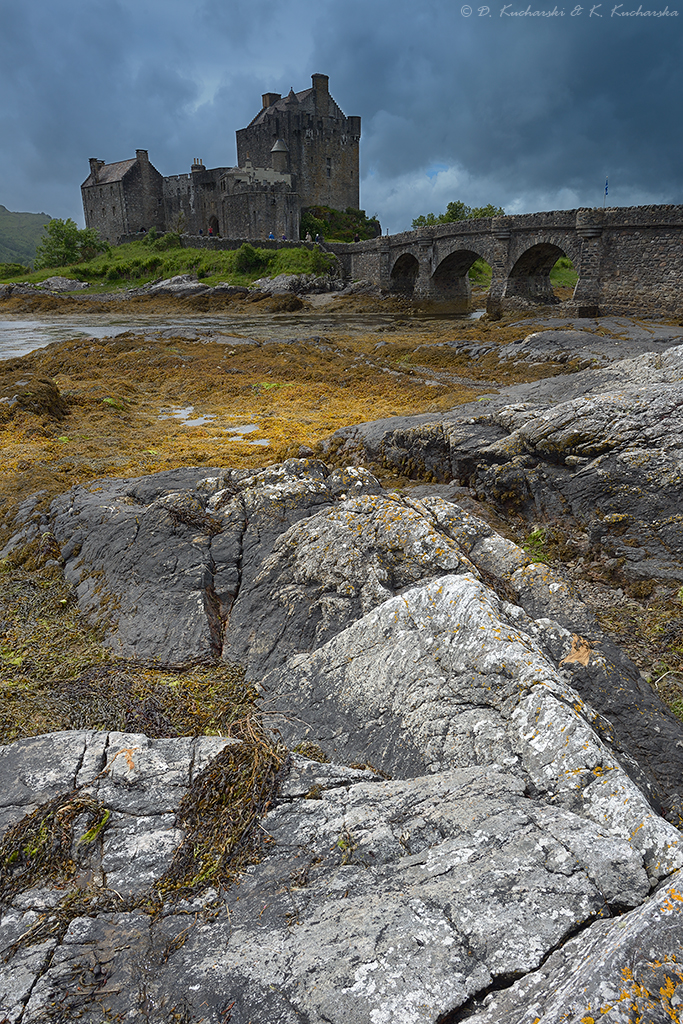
[0,309,484,362]
[159,407,268,444]
[158,405,216,427]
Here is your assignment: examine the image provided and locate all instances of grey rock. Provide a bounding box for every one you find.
[210,282,250,296]
[0,730,235,898]
[222,489,477,676]
[498,326,683,365]
[43,460,683,822]
[147,274,210,297]
[251,273,343,295]
[36,276,89,292]
[48,461,385,665]
[464,867,683,1023]
[327,342,683,580]
[2,435,682,1020]
[1,737,673,1024]
[261,573,683,878]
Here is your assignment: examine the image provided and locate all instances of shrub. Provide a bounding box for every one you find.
[34,219,109,269]
[150,231,183,252]
[0,262,31,279]
[300,206,380,242]
[234,243,270,274]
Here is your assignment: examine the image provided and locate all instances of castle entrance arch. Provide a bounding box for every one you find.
[390,253,419,294]
[432,249,489,306]
[208,215,219,236]
[505,243,567,304]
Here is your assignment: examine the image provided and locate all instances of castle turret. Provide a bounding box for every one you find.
[270,139,290,173]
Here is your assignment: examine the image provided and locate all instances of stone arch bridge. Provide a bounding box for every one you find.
[329,205,683,317]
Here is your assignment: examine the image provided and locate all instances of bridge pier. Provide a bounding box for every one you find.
[572,210,604,317]
[413,239,436,299]
[377,240,392,291]
[487,222,511,317]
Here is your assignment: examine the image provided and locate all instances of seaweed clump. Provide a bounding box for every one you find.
[0,791,111,903]
[0,731,288,964]
[156,728,288,900]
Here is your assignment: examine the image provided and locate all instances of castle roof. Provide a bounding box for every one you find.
[245,86,345,128]
[81,158,137,188]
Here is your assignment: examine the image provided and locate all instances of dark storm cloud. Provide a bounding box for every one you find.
[311,0,683,223]
[1,0,681,232]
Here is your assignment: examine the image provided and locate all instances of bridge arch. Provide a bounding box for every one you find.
[431,248,489,304]
[390,252,419,293]
[505,242,577,304]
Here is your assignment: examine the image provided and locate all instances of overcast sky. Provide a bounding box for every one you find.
[1,0,681,233]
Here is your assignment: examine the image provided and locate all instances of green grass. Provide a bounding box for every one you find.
[467,256,577,291]
[469,258,492,287]
[550,256,578,289]
[0,238,338,290]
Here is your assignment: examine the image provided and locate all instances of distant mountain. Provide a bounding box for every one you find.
[0,205,52,265]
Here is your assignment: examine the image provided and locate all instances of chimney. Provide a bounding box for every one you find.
[262,92,281,109]
[89,157,104,183]
[136,149,149,165]
[311,73,329,117]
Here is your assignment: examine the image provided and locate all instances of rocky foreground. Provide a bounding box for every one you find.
[1,323,683,1022]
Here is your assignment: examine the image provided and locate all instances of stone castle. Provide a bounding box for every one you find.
[81,73,360,243]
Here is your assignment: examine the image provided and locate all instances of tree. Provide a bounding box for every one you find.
[412,201,505,229]
[34,218,108,269]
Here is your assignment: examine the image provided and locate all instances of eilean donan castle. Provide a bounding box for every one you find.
[81,74,360,243]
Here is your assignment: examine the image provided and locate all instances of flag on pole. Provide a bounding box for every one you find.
[605,177,608,197]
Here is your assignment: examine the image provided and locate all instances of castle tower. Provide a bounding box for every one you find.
[236,73,361,211]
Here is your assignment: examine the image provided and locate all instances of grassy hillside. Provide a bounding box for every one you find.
[0,206,52,265]
[0,236,338,290]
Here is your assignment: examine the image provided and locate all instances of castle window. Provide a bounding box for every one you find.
[112,207,116,216]
[326,157,331,178]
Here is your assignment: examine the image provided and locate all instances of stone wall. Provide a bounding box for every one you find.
[222,184,300,241]
[82,177,128,242]
[594,205,683,316]
[118,234,316,253]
